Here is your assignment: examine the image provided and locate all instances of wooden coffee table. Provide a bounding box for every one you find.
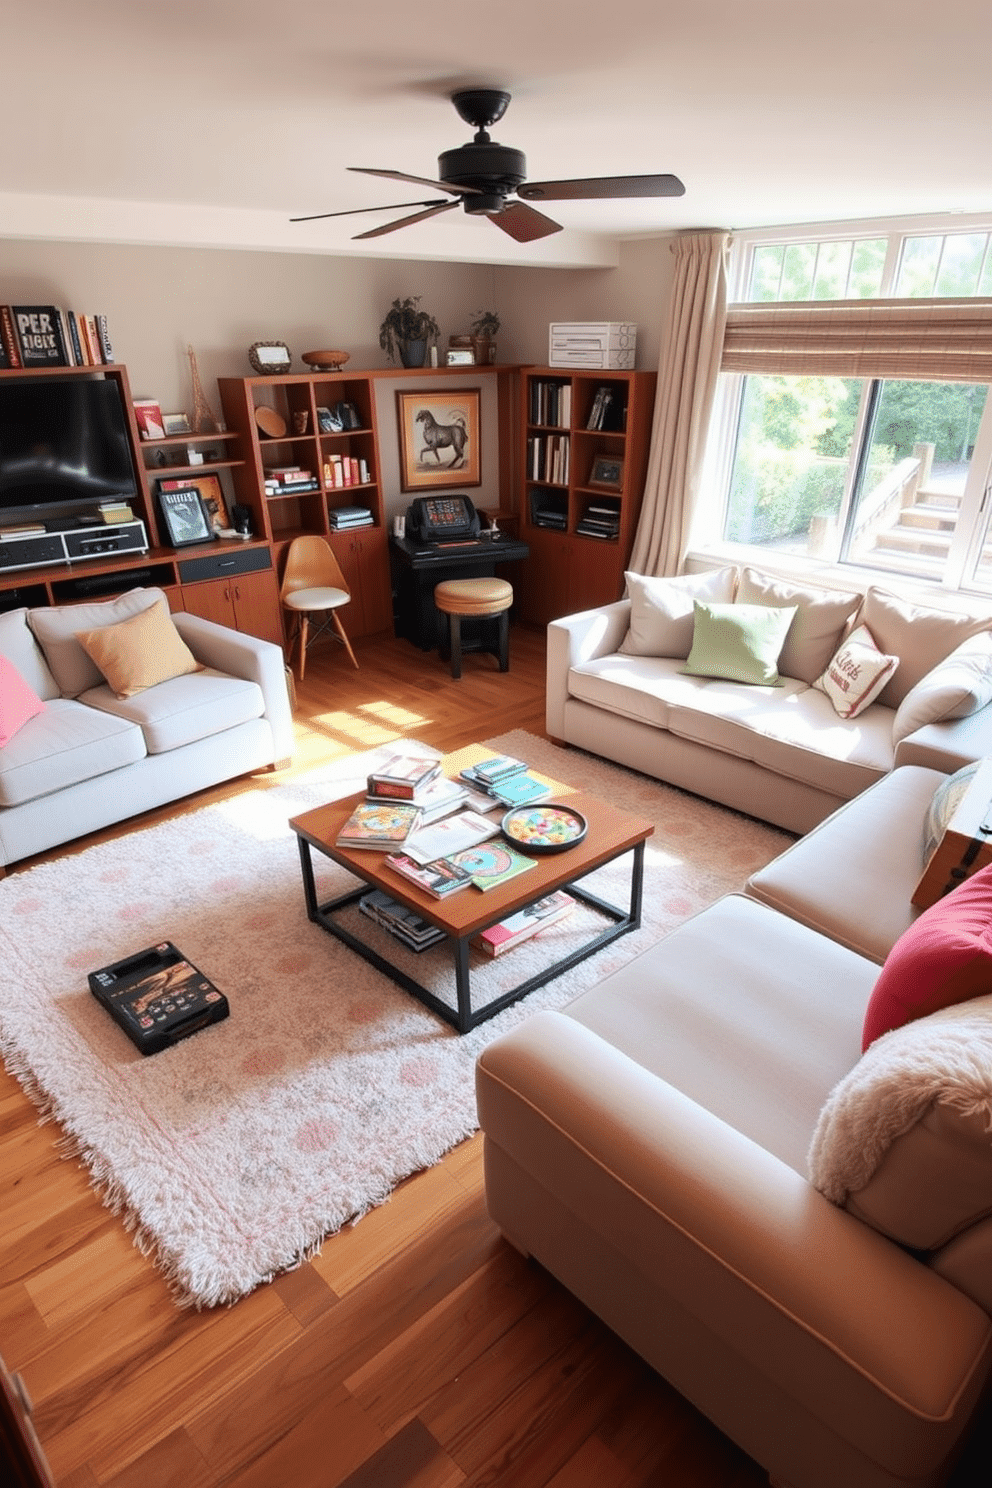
[289,744,654,1033]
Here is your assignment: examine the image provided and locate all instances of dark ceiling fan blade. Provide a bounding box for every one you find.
[290,198,450,223]
[492,201,562,242]
[518,173,686,202]
[348,166,481,198]
[351,200,460,240]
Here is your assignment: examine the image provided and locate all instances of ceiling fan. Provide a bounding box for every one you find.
[291,89,685,242]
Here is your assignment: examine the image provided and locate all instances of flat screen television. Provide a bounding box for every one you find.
[0,376,140,525]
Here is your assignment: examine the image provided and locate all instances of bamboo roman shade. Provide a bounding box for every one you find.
[722,297,992,383]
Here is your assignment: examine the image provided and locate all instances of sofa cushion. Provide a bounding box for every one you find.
[77,599,202,698]
[667,676,893,798]
[27,588,164,697]
[892,631,992,746]
[0,697,146,807]
[737,567,862,684]
[814,624,900,719]
[682,600,797,686]
[619,567,737,658]
[0,607,59,701]
[858,587,990,709]
[81,669,266,753]
[0,655,46,746]
[861,864,992,1050]
[922,760,983,867]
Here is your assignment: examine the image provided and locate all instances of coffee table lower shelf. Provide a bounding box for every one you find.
[295,837,646,1034]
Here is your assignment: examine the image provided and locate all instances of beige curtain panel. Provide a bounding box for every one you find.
[722,297,992,383]
[629,231,730,578]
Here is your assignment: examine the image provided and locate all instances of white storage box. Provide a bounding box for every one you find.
[549,322,637,369]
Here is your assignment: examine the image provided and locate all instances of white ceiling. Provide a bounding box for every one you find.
[4,0,991,269]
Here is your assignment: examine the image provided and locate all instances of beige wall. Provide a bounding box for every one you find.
[0,235,674,518]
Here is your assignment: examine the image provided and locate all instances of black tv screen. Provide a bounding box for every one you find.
[0,377,140,521]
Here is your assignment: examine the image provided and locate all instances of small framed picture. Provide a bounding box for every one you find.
[248,341,292,375]
[161,412,192,436]
[157,481,215,547]
[588,453,624,490]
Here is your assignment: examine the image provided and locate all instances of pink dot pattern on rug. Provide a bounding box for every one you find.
[240,1047,285,1078]
[400,1057,438,1088]
[296,1117,339,1152]
[12,896,45,915]
[274,952,313,976]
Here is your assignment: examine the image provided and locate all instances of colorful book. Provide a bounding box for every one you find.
[385,853,474,898]
[446,841,538,892]
[133,399,166,440]
[367,752,442,800]
[471,754,528,784]
[402,809,501,866]
[335,800,422,849]
[490,772,553,808]
[473,891,576,956]
[0,307,20,367]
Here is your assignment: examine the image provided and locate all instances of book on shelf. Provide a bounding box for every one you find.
[0,307,20,367]
[369,773,468,825]
[446,841,538,892]
[489,772,553,808]
[367,753,442,800]
[133,399,166,440]
[335,800,423,849]
[472,891,576,957]
[11,306,68,367]
[98,501,136,524]
[384,852,474,898]
[359,891,445,951]
[95,313,115,363]
[82,314,104,365]
[403,809,501,866]
[64,310,85,365]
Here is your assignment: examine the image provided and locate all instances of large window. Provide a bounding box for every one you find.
[716,221,992,594]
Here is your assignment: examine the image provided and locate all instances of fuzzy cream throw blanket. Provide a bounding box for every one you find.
[808,995,992,1202]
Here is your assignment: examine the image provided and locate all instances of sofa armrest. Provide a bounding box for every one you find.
[477,1011,992,1463]
[894,703,992,774]
[546,600,631,737]
[172,613,294,762]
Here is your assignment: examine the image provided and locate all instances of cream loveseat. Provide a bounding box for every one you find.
[546,564,992,833]
[477,762,992,1488]
[0,587,293,874]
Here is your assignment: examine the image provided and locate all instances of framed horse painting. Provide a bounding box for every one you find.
[396,388,481,492]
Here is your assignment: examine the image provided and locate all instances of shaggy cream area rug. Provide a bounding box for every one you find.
[0,730,791,1307]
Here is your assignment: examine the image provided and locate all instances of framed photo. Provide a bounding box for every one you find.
[396,388,481,493]
[248,341,292,375]
[157,480,215,547]
[588,453,624,490]
[161,412,192,436]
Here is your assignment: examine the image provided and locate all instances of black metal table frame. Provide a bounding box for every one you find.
[294,835,646,1034]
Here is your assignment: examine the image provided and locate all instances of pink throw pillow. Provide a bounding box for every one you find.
[862,863,992,1050]
[0,654,45,746]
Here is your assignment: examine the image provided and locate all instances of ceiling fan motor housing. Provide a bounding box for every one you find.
[438,140,527,215]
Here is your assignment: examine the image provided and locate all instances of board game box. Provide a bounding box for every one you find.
[88,941,229,1055]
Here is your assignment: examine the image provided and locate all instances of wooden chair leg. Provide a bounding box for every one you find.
[331,611,359,670]
[296,614,309,682]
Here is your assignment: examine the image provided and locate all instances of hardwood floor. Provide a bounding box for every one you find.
[1,624,988,1487]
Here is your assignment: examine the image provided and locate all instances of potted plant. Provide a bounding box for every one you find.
[470,309,501,365]
[378,296,440,368]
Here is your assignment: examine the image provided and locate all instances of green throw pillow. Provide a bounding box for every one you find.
[682,601,797,686]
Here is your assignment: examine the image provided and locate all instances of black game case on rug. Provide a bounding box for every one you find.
[88,941,229,1055]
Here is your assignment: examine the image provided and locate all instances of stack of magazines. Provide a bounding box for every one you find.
[359,890,445,952]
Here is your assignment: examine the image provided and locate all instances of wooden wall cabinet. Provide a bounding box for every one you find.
[516,367,657,627]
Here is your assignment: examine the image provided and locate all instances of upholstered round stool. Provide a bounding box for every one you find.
[433,577,513,679]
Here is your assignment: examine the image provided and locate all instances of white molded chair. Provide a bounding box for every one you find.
[280,536,358,679]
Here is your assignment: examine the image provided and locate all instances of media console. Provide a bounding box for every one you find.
[0,520,148,573]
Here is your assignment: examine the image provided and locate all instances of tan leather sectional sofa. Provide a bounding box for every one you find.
[477,763,992,1488]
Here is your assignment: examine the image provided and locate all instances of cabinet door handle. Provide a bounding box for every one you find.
[219,559,236,568]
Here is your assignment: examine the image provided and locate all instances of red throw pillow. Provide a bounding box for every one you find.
[0,654,45,746]
[862,863,992,1050]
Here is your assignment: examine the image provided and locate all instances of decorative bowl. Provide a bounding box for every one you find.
[302,349,350,371]
[501,804,588,855]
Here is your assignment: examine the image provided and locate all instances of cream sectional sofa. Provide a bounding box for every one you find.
[546,564,992,832]
[0,587,293,874]
[477,762,992,1488]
